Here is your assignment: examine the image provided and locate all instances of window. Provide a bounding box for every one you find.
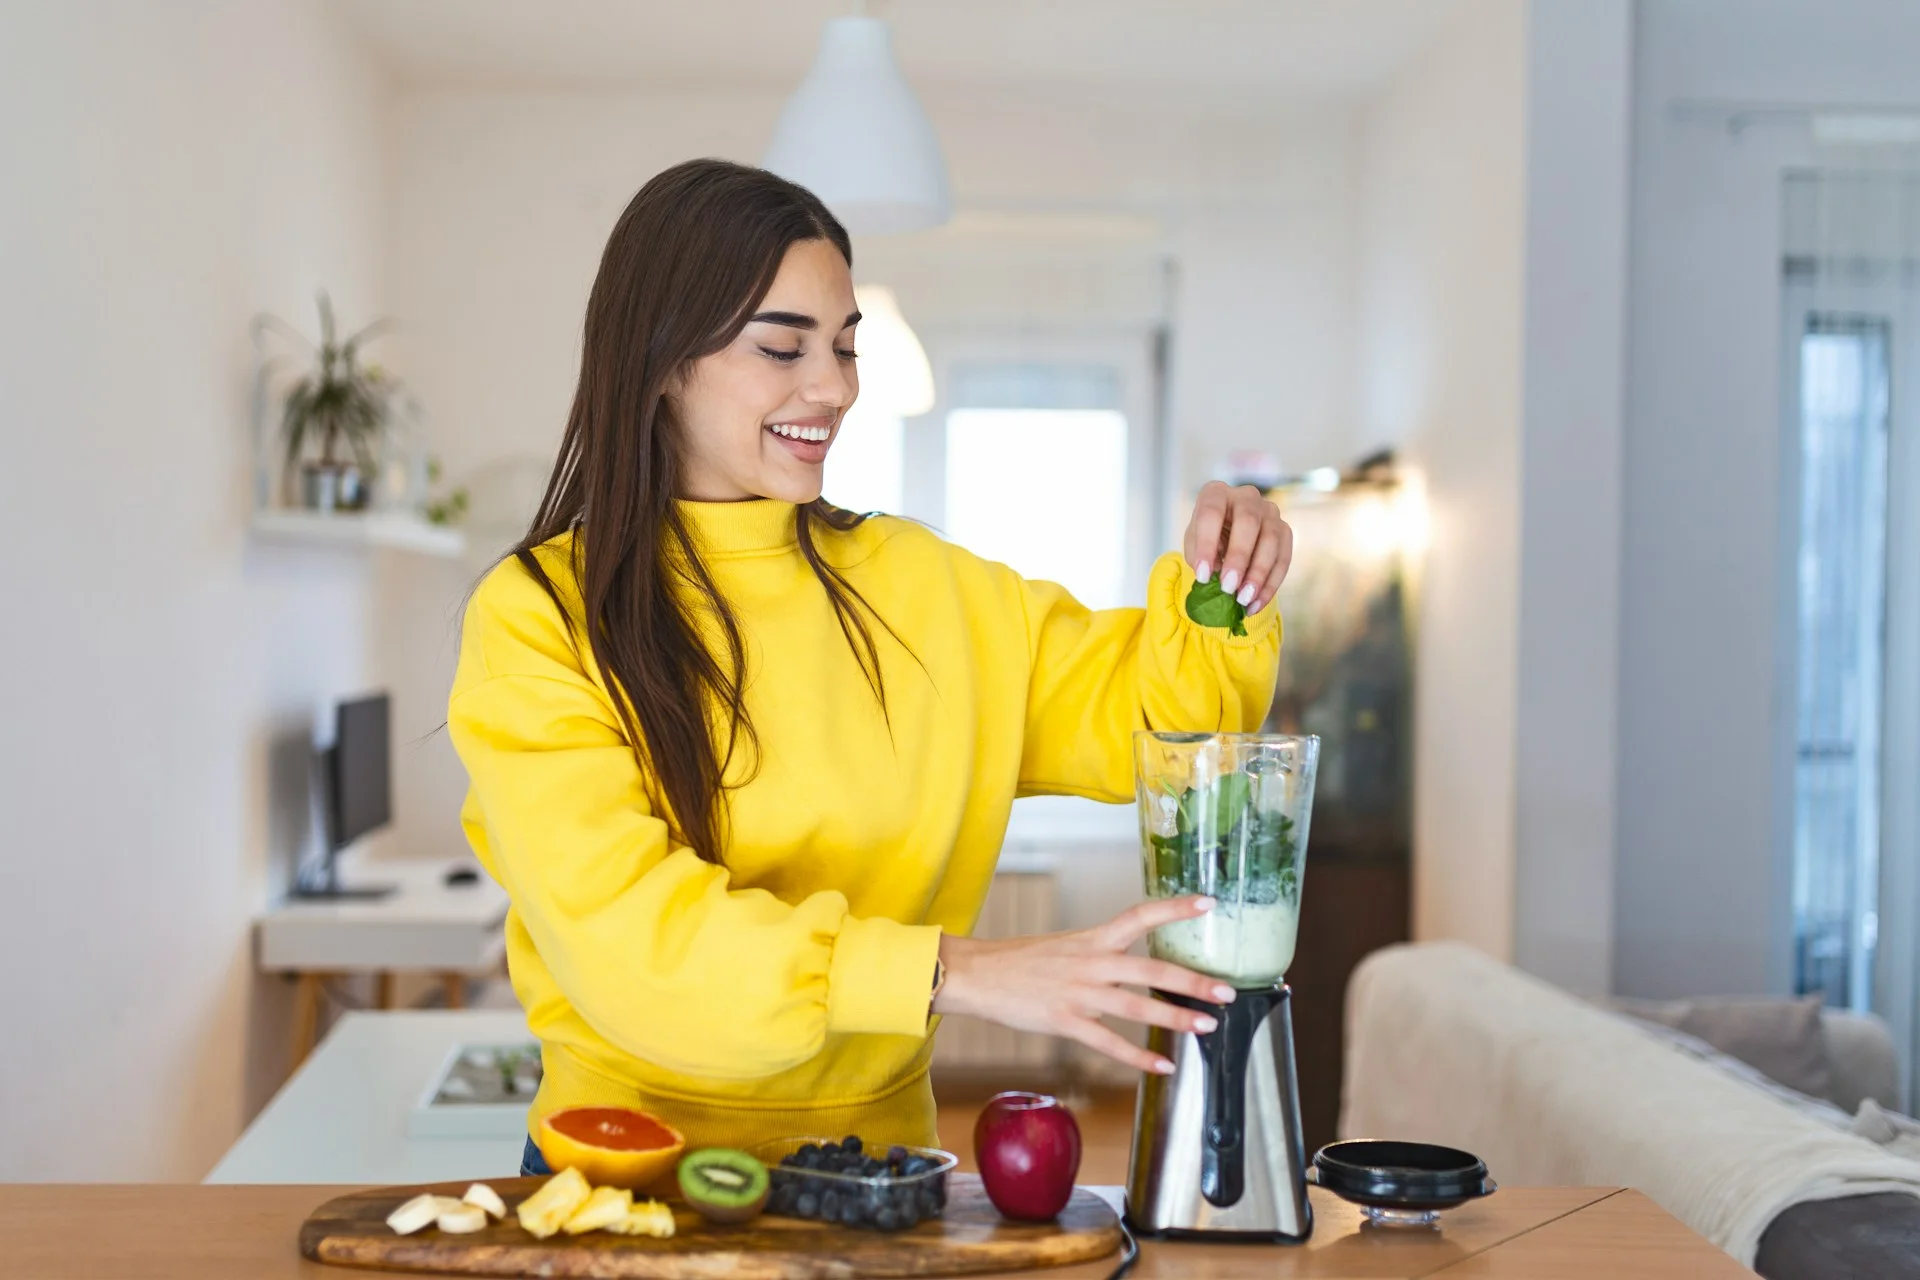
[944,408,1129,609]
[1792,316,1891,1010]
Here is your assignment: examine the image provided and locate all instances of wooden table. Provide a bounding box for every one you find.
[0,1183,1756,1278]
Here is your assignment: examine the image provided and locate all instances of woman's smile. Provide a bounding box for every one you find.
[765,414,837,464]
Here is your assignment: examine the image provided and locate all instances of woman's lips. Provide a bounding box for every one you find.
[765,419,834,464]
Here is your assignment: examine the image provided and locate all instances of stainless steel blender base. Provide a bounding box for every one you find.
[1125,984,1313,1242]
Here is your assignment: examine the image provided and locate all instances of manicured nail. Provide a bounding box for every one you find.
[1220,568,1240,595]
[1212,985,1236,1002]
[1194,897,1216,913]
[1153,1058,1176,1074]
[1194,1015,1219,1034]
[1196,561,1211,583]
[1236,583,1256,606]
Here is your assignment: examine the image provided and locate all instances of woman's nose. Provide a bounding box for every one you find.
[801,352,855,410]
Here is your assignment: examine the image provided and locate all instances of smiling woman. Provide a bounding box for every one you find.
[447,158,1291,1158]
[675,245,866,502]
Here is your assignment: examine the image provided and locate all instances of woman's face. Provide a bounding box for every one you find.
[672,238,860,504]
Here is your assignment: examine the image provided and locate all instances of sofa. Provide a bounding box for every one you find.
[1342,942,1920,1278]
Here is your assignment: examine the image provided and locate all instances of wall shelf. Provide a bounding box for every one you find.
[249,509,467,559]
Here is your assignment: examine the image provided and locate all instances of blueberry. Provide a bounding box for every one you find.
[822,1141,841,1157]
[841,1200,865,1228]
[862,1157,884,1176]
[798,1143,819,1161]
[842,1135,863,1154]
[795,1191,819,1218]
[902,1156,931,1176]
[875,1207,901,1232]
[899,1203,921,1229]
[887,1145,909,1167]
[820,1190,842,1220]
[917,1186,942,1217]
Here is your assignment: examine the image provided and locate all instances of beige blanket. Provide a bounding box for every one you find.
[1340,941,1920,1264]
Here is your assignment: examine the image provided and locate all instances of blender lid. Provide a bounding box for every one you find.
[1310,1140,1496,1209]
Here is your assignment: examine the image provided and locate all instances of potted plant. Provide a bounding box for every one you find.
[257,293,393,512]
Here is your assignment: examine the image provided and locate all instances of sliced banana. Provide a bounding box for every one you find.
[386,1193,465,1235]
[606,1199,677,1239]
[437,1203,490,1234]
[563,1185,634,1235]
[462,1183,508,1220]
[516,1166,592,1239]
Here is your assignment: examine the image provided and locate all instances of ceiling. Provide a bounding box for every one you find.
[332,0,1463,102]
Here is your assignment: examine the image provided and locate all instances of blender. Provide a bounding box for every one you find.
[1125,731,1319,1241]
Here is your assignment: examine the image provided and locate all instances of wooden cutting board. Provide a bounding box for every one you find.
[300,1174,1122,1279]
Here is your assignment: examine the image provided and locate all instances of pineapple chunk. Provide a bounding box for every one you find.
[437,1203,489,1234]
[606,1199,676,1239]
[564,1185,634,1235]
[516,1167,592,1239]
[387,1194,466,1236]
[462,1183,508,1220]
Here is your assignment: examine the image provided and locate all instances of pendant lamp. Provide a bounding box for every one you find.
[852,284,934,415]
[762,14,952,236]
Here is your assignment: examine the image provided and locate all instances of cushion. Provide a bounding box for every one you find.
[1610,994,1834,1102]
[1617,1013,1854,1129]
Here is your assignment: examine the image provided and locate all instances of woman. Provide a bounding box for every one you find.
[447,159,1292,1174]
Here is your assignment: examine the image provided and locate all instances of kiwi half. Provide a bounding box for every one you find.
[677,1148,771,1224]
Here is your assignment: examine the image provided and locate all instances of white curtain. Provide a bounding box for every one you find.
[1783,139,1920,1105]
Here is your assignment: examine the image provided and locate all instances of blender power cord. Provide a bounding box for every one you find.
[1104,1220,1139,1280]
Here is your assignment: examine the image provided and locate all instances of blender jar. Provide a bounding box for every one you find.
[1135,731,1320,987]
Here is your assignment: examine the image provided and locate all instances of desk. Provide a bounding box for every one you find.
[208,1010,532,1186]
[1,1184,1754,1278]
[255,860,511,1070]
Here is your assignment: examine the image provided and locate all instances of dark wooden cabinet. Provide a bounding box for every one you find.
[1286,858,1411,1154]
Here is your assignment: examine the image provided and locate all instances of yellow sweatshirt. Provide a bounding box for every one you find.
[448,500,1280,1152]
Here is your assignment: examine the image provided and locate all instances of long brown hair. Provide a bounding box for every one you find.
[512,158,896,864]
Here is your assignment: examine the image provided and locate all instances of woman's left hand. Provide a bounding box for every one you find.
[1182,481,1293,615]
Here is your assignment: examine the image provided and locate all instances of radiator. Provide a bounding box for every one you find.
[933,871,1060,1072]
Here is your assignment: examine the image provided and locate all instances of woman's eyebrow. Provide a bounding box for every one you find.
[748,310,863,331]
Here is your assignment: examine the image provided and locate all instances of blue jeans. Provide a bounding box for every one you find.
[520,1136,553,1177]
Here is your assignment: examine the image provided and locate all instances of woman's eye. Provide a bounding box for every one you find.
[835,348,858,362]
[759,346,804,364]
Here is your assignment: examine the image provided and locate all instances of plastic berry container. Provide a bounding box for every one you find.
[751,1136,958,1232]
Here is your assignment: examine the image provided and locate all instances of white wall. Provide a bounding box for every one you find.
[1616,0,1920,998]
[376,82,1364,870]
[1355,0,1527,961]
[0,2,387,1179]
[1510,1,1632,994]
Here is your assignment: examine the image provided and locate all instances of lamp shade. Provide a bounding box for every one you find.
[852,284,934,416]
[762,16,951,236]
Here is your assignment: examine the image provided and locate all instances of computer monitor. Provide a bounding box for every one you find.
[330,693,391,852]
[292,692,396,900]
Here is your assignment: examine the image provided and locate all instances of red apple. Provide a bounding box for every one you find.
[973,1091,1082,1221]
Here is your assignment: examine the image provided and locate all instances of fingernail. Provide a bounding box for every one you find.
[1153,1058,1176,1075]
[1236,584,1256,606]
[1196,561,1211,584]
[1194,1015,1218,1034]
[1212,985,1236,1002]
[1195,897,1216,913]
[1220,568,1240,594]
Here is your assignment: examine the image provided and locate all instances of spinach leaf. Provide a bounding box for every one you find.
[1185,577,1249,637]
[1173,772,1249,839]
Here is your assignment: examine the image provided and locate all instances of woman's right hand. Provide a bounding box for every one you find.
[932,896,1236,1076]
